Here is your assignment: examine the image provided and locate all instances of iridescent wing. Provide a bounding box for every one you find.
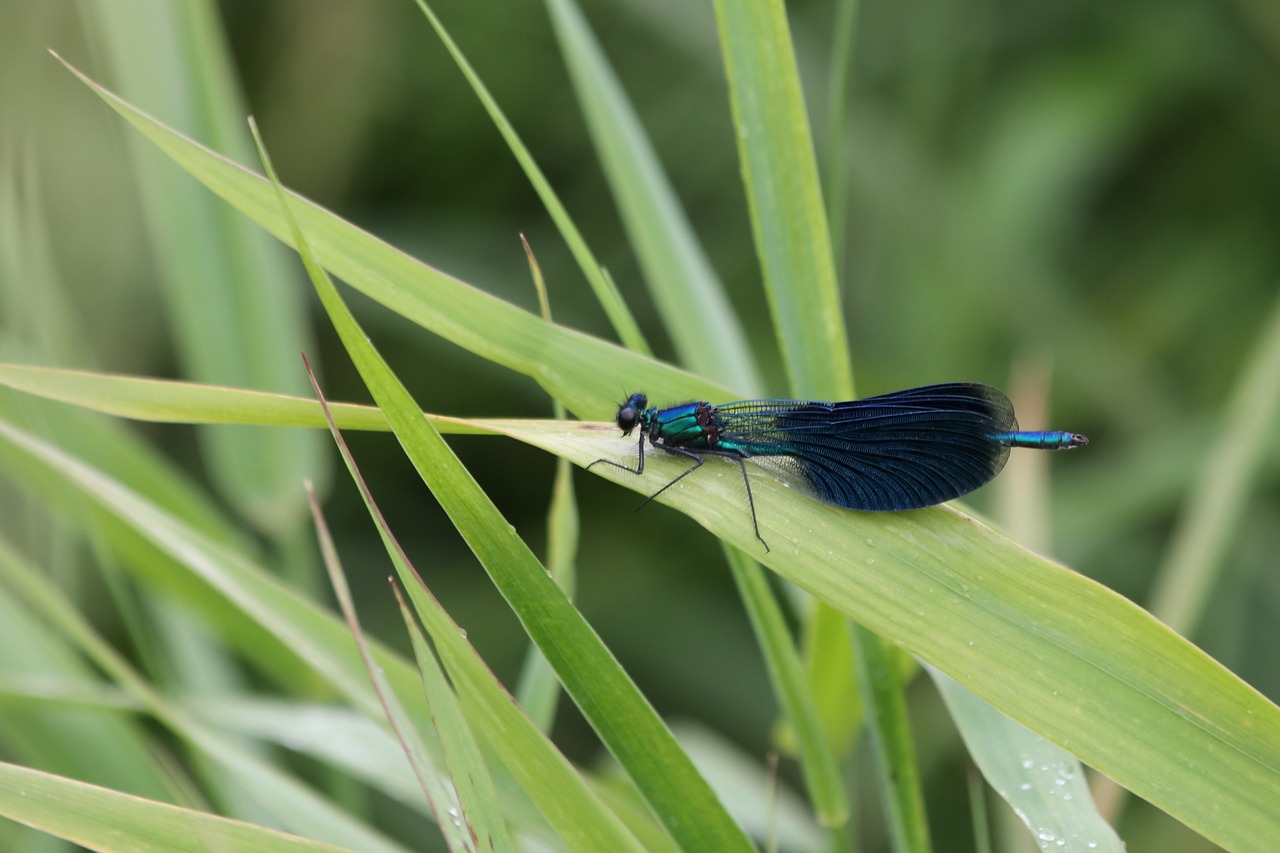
[714,383,1018,511]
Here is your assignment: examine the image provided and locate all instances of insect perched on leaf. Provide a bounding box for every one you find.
[588,383,1088,551]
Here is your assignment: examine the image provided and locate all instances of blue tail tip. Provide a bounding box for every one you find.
[998,430,1091,449]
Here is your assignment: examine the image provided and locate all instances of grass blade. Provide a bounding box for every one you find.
[931,666,1123,852]
[38,57,1280,851]
[308,482,476,848]
[0,761,356,853]
[55,53,720,417]
[256,124,752,851]
[853,623,930,851]
[81,0,324,536]
[545,0,761,392]
[5,378,1280,849]
[1148,290,1280,634]
[726,548,848,829]
[711,0,851,400]
[409,0,649,356]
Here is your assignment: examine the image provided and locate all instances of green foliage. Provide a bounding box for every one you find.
[1,1,1278,851]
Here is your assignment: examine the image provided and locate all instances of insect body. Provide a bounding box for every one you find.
[587,383,1088,551]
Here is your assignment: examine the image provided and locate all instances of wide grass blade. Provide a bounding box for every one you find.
[711,0,851,401]
[711,8,922,843]
[8,366,1280,849]
[500,419,1280,853]
[0,761,355,853]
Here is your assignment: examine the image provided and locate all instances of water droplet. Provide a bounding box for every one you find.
[458,627,468,639]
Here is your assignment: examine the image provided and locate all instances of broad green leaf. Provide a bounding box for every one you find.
[501,417,1279,853]
[0,760,354,853]
[8,367,1279,849]
[711,9,903,840]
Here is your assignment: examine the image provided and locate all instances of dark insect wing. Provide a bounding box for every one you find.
[713,383,1020,511]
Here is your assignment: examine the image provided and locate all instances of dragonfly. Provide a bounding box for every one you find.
[587,383,1088,551]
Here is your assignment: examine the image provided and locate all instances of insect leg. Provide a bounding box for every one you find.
[586,431,647,475]
[636,446,705,508]
[650,446,769,553]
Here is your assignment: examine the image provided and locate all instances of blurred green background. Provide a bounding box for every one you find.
[1,0,1278,850]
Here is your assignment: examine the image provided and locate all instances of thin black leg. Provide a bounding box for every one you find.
[650,446,769,553]
[586,431,648,475]
[588,439,769,552]
[731,455,768,552]
[636,446,706,508]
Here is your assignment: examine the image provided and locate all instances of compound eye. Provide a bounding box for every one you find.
[616,406,639,434]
